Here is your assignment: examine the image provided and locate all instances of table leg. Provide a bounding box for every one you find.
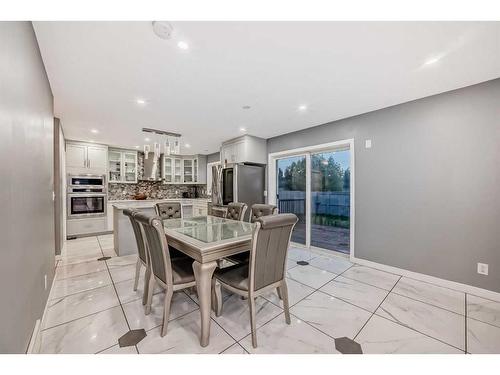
[192,260,217,347]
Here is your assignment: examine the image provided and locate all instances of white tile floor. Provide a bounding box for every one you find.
[38,235,500,354]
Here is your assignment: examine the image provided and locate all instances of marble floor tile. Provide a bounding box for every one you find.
[376,293,465,350]
[290,291,372,339]
[467,294,500,328]
[97,344,138,354]
[286,259,298,270]
[65,237,100,252]
[213,294,283,340]
[102,248,117,258]
[467,317,500,354]
[123,292,199,331]
[239,313,339,354]
[58,252,104,266]
[55,260,107,280]
[262,278,315,308]
[106,254,138,269]
[287,247,317,262]
[97,234,114,249]
[356,315,463,354]
[287,264,336,289]
[221,343,248,354]
[109,264,137,283]
[137,311,235,354]
[309,255,353,275]
[392,277,465,315]
[320,275,389,313]
[50,270,112,299]
[40,306,129,354]
[43,285,120,329]
[114,276,161,305]
[342,265,400,291]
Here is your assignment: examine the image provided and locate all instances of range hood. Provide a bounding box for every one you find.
[139,154,163,181]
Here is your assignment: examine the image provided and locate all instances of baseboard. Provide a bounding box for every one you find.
[26,319,41,354]
[351,256,500,302]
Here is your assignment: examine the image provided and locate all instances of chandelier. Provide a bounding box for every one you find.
[142,127,181,160]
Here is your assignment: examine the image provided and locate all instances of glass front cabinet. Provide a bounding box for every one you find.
[108,149,138,183]
[162,155,206,184]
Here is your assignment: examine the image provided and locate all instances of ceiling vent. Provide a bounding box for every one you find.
[152,21,173,40]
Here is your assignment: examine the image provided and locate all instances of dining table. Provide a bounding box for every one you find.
[163,215,255,347]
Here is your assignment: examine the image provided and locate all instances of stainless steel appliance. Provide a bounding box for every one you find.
[212,164,265,221]
[67,174,107,219]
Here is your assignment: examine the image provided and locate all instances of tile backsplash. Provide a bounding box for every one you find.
[108,151,208,200]
[108,181,207,200]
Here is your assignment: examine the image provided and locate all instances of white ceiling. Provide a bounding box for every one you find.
[33,21,500,154]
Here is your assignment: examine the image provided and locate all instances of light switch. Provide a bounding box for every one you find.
[365,139,372,149]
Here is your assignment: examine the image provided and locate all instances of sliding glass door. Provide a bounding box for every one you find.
[311,150,350,254]
[273,144,352,255]
[276,155,307,245]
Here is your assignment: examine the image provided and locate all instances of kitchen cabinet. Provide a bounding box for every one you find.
[193,200,209,216]
[108,149,137,183]
[220,135,267,165]
[162,155,207,184]
[66,141,108,175]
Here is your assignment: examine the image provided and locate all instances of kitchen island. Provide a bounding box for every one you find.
[112,198,209,256]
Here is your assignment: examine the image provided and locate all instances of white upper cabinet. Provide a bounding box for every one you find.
[162,154,207,184]
[220,135,267,165]
[66,141,108,175]
[108,149,138,183]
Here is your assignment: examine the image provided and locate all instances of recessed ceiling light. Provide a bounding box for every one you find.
[239,127,247,132]
[424,56,441,66]
[90,129,99,134]
[177,41,189,50]
[135,145,140,149]
[298,105,308,111]
[144,137,150,142]
[185,143,191,148]
[136,98,146,105]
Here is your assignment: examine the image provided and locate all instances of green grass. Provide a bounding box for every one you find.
[312,214,350,229]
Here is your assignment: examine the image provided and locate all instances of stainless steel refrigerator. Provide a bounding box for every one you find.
[211,163,265,221]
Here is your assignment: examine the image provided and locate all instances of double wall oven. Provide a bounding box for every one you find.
[67,174,107,219]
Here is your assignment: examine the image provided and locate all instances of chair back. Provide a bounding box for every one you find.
[155,202,182,220]
[249,213,298,291]
[249,204,278,223]
[225,202,248,221]
[123,209,147,264]
[134,212,173,287]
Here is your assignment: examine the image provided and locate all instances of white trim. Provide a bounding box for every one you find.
[268,138,355,256]
[352,255,500,302]
[305,153,311,248]
[26,319,41,354]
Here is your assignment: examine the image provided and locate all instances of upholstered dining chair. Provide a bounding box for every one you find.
[227,203,279,264]
[123,209,150,305]
[225,202,248,221]
[212,213,298,348]
[155,202,182,219]
[134,212,196,337]
[154,202,186,260]
[249,203,278,223]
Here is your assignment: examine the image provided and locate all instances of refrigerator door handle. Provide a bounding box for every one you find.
[233,164,238,203]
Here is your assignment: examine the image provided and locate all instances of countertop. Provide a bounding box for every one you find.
[111,198,210,210]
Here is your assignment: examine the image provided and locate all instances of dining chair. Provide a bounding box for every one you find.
[227,203,279,264]
[212,213,298,348]
[134,212,197,337]
[155,202,182,219]
[225,202,248,221]
[211,208,226,218]
[123,209,151,305]
[155,202,186,260]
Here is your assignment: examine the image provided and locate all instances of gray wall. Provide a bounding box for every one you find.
[207,151,221,164]
[0,22,55,352]
[268,78,500,293]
